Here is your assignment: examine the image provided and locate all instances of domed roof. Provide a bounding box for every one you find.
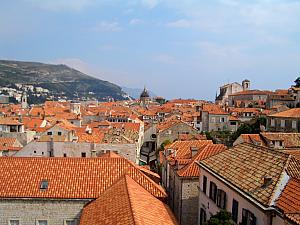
[243,79,250,83]
[140,87,150,98]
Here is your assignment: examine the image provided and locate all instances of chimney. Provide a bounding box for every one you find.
[262,176,272,188]
[190,146,199,157]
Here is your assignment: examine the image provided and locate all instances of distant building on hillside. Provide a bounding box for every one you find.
[140,86,151,107]
[215,79,250,106]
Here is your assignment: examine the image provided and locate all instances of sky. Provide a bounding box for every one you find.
[1,0,300,100]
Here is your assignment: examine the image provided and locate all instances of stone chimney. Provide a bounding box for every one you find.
[190,146,199,157]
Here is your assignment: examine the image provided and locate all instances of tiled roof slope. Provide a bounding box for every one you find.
[268,108,300,118]
[200,143,300,206]
[261,133,300,148]
[166,140,213,160]
[0,157,166,199]
[276,178,300,224]
[79,176,177,225]
[177,144,227,177]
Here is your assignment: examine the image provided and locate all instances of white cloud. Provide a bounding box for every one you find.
[92,21,122,32]
[166,19,191,28]
[24,0,97,11]
[129,18,143,25]
[141,0,160,9]
[155,54,175,64]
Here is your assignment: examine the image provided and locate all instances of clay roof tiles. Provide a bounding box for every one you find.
[269,108,300,118]
[276,178,300,224]
[200,143,300,207]
[0,157,167,199]
[79,175,177,225]
[177,144,227,177]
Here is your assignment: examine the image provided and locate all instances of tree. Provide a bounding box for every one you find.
[160,139,172,150]
[205,210,234,225]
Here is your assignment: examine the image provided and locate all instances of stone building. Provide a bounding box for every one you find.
[0,156,175,225]
[197,143,300,225]
[140,86,151,107]
[267,108,300,132]
[200,104,231,132]
[168,144,226,225]
[215,79,249,106]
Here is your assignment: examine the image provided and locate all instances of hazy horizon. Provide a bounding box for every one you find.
[1,0,299,100]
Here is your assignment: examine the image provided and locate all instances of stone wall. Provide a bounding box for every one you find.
[15,142,138,163]
[0,199,89,225]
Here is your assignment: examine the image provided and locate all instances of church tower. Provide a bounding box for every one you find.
[140,86,150,107]
[21,93,28,109]
[242,79,250,91]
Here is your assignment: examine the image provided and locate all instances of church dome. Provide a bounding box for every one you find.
[140,87,150,98]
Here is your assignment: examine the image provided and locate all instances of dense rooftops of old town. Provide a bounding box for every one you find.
[0,80,300,224]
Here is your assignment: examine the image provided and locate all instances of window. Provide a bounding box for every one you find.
[9,220,20,225]
[211,117,215,123]
[209,181,217,202]
[202,176,207,194]
[65,220,76,225]
[63,153,67,157]
[270,119,275,127]
[40,180,48,190]
[47,132,52,135]
[292,120,297,129]
[242,209,256,225]
[37,220,48,225]
[58,131,62,136]
[280,120,285,128]
[200,208,206,225]
[81,152,86,157]
[232,199,239,223]
[216,189,227,209]
[221,117,225,123]
[230,121,236,126]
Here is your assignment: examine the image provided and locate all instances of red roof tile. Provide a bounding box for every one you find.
[79,175,177,225]
[0,157,167,199]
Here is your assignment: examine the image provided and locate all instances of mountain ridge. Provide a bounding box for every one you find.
[0,59,128,103]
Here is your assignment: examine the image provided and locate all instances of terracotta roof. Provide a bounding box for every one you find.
[269,108,300,118]
[261,133,300,148]
[284,150,300,160]
[229,115,240,121]
[177,144,227,177]
[0,117,23,125]
[239,134,266,146]
[79,175,177,225]
[166,140,214,160]
[157,120,191,132]
[229,90,274,96]
[22,117,45,130]
[0,137,21,151]
[74,128,105,144]
[202,104,228,115]
[276,178,300,224]
[178,133,207,141]
[0,157,167,199]
[99,151,121,158]
[200,143,300,206]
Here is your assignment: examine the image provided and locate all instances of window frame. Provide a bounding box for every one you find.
[64,219,77,225]
[242,209,256,225]
[9,219,20,225]
[232,199,239,223]
[216,189,227,209]
[209,181,217,203]
[36,220,48,225]
[202,176,207,194]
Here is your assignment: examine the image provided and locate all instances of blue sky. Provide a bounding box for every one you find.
[1,0,300,100]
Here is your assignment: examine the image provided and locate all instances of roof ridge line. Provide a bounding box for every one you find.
[124,175,138,225]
